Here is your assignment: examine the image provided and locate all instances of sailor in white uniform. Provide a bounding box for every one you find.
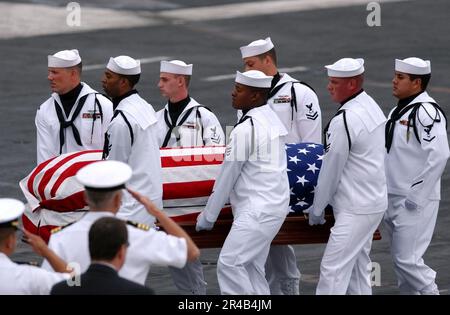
[156,60,225,295]
[383,57,449,295]
[196,70,290,295]
[0,199,69,294]
[156,60,224,148]
[101,56,162,225]
[240,36,322,295]
[309,58,387,295]
[36,49,113,164]
[42,160,200,286]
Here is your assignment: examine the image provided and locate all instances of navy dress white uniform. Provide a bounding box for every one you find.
[36,49,113,164]
[156,60,225,148]
[0,199,69,294]
[42,161,188,285]
[102,56,163,225]
[156,60,224,295]
[311,58,387,295]
[196,71,290,295]
[240,37,322,295]
[383,58,449,295]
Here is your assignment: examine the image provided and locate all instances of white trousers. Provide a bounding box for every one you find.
[217,211,286,295]
[316,209,384,295]
[382,194,439,295]
[265,245,301,295]
[169,258,207,295]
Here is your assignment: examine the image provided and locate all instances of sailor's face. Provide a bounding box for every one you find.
[232,83,252,110]
[102,69,122,98]
[392,71,418,99]
[47,67,73,94]
[158,72,179,99]
[327,77,349,103]
[243,56,270,75]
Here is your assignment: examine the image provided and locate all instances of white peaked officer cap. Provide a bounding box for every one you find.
[76,160,133,192]
[235,70,273,88]
[240,37,274,59]
[0,198,25,230]
[160,60,193,75]
[48,49,82,68]
[107,56,141,75]
[325,58,365,78]
[395,57,431,75]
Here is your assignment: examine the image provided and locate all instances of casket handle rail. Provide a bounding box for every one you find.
[158,206,382,249]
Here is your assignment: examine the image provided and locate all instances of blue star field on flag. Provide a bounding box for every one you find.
[286,142,324,214]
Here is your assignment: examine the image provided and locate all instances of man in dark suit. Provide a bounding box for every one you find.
[51,217,154,295]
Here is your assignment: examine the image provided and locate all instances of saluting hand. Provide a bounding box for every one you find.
[22,229,49,256]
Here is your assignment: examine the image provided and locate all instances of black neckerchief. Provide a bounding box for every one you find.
[168,95,190,124]
[112,89,138,110]
[59,83,83,117]
[271,72,281,90]
[385,92,423,153]
[396,92,422,109]
[339,89,364,106]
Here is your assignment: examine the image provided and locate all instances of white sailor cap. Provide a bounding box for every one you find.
[107,56,141,75]
[0,198,25,230]
[76,160,132,192]
[325,58,365,78]
[160,60,193,75]
[48,49,82,68]
[395,57,431,75]
[235,70,273,88]
[240,37,274,59]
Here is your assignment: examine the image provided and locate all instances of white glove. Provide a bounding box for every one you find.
[405,199,418,211]
[195,212,215,232]
[308,208,326,226]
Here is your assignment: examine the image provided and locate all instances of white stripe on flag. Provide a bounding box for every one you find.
[162,164,222,184]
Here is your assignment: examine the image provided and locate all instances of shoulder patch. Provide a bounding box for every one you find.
[51,222,75,234]
[126,220,150,231]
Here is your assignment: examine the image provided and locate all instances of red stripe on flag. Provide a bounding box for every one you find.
[161,154,224,168]
[22,214,38,234]
[27,156,58,199]
[170,207,232,222]
[50,160,99,198]
[37,150,101,200]
[163,180,215,200]
[40,190,87,212]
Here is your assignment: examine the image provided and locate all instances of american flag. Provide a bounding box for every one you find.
[160,146,231,222]
[285,142,324,214]
[19,143,323,241]
[19,147,228,241]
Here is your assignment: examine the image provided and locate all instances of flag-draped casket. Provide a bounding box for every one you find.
[19,144,380,246]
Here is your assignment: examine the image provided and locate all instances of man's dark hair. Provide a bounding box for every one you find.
[249,86,271,103]
[257,48,277,66]
[120,73,140,88]
[408,73,431,91]
[89,217,128,261]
